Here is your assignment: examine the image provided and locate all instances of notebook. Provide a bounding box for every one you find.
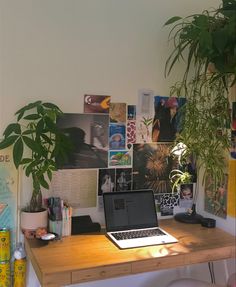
[103,189,178,249]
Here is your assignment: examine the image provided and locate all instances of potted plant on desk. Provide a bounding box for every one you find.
[0,101,71,236]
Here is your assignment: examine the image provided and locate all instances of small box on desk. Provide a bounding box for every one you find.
[71,215,101,235]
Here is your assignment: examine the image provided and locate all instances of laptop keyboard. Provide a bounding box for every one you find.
[111,228,166,241]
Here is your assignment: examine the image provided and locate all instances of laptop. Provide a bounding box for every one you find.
[103,189,178,249]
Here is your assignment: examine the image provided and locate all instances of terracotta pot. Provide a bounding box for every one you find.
[20,209,48,238]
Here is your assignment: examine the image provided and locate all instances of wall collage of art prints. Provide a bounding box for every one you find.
[51,90,235,219]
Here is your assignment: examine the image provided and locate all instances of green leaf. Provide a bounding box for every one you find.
[13,138,23,168]
[47,169,52,181]
[3,123,21,137]
[23,114,41,120]
[22,136,41,154]
[44,117,58,132]
[41,134,53,145]
[42,102,61,111]
[164,16,182,26]
[38,175,49,189]
[36,119,45,134]
[20,158,32,165]
[212,29,228,53]
[0,135,19,149]
[15,101,42,115]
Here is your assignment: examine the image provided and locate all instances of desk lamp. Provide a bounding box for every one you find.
[171,143,203,224]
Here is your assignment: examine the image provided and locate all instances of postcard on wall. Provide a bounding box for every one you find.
[127,120,136,144]
[51,169,97,208]
[115,168,132,191]
[57,113,109,169]
[109,123,126,150]
[137,89,154,116]
[98,168,116,195]
[204,174,228,218]
[127,105,136,120]
[109,103,127,123]
[0,147,18,252]
[109,150,132,167]
[136,115,153,143]
[133,143,178,194]
[84,94,111,114]
[179,183,193,208]
[152,96,186,142]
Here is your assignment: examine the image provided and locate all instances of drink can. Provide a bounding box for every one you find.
[0,229,10,261]
[13,258,26,287]
[0,261,11,287]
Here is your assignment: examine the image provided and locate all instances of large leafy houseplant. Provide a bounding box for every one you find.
[164,0,235,189]
[0,101,70,212]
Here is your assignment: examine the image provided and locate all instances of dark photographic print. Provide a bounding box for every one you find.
[115,168,132,191]
[127,105,136,120]
[179,183,193,208]
[57,113,109,169]
[84,95,111,114]
[133,143,178,193]
[98,168,115,195]
[152,96,186,142]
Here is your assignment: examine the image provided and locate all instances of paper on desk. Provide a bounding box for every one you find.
[51,169,97,208]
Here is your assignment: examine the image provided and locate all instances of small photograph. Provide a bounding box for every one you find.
[115,168,132,191]
[57,113,109,169]
[152,96,186,142]
[137,89,154,116]
[232,102,236,130]
[230,130,236,159]
[160,193,179,216]
[127,105,136,120]
[109,150,132,167]
[109,103,126,123]
[136,115,153,143]
[109,124,126,150]
[84,95,111,114]
[98,168,115,195]
[179,183,193,208]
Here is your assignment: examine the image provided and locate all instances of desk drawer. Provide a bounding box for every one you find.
[72,264,131,283]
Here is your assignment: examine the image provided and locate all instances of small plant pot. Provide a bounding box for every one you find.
[20,209,48,238]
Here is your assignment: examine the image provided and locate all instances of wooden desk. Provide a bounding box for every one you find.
[25,219,236,287]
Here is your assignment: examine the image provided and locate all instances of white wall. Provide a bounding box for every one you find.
[2,1,235,287]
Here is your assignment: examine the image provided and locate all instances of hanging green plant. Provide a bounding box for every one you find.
[164,0,236,88]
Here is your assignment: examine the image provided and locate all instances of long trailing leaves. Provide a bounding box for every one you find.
[170,76,230,188]
[0,101,72,212]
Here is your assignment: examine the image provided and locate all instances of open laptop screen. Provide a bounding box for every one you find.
[103,190,158,232]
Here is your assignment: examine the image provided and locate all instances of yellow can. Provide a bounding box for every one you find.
[0,261,11,287]
[0,229,10,261]
[13,258,26,287]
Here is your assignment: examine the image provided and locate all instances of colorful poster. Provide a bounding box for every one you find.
[108,150,132,167]
[0,147,18,252]
[109,124,126,150]
[152,96,186,142]
[204,174,228,218]
[133,143,178,193]
[84,95,111,114]
[109,103,126,123]
[227,160,236,217]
